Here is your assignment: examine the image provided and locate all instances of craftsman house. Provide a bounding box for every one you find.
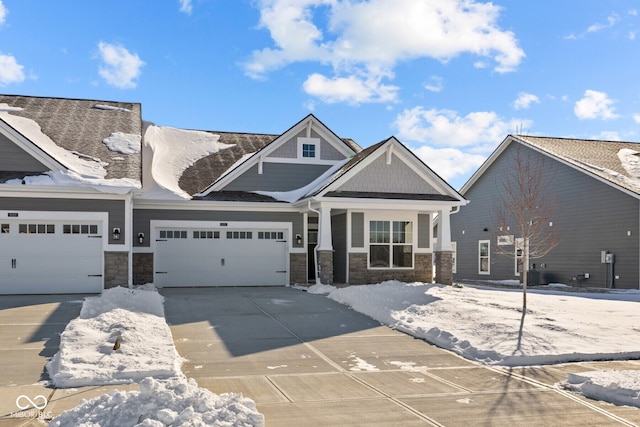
[451,134,640,289]
[0,94,465,294]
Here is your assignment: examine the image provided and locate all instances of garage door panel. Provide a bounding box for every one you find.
[0,219,104,294]
[154,227,288,287]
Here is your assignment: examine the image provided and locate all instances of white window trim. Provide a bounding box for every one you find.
[367,219,415,270]
[297,137,320,161]
[479,239,490,275]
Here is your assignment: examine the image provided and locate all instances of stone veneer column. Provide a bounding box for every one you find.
[317,250,334,285]
[104,252,129,288]
[289,253,307,285]
[133,253,154,285]
[434,251,453,286]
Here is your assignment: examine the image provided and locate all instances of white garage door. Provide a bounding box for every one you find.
[154,227,288,287]
[0,220,103,294]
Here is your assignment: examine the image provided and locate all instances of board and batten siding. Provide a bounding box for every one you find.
[0,134,49,172]
[0,197,126,245]
[351,212,364,248]
[417,214,431,248]
[222,163,331,192]
[451,142,640,289]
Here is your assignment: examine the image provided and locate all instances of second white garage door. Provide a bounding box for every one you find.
[0,219,104,294]
[154,227,288,287]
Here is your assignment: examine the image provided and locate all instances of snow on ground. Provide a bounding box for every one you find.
[49,377,264,427]
[307,280,640,408]
[47,285,264,426]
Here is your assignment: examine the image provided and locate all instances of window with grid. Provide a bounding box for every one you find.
[369,220,413,268]
[302,143,316,158]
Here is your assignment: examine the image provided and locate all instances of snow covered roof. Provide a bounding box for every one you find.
[514,135,640,197]
[0,95,142,189]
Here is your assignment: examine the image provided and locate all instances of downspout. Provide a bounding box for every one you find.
[125,193,133,288]
[308,200,321,285]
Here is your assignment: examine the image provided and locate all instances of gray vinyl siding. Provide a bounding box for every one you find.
[451,142,640,289]
[351,212,364,248]
[332,212,347,283]
[337,153,437,194]
[0,134,49,172]
[0,197,126,245]
[223,162,331,192]
[267,129,347,161]
[417,214,431,248]
[133,209,305,248]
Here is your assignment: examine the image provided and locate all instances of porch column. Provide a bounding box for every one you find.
[435,209,453,285]
[317,206,334,284]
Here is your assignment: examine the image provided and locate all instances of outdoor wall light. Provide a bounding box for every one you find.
[138,232,145,244]
[296,234,302,245]
[112,228,121,240]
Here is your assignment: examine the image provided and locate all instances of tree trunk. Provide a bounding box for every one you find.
[522,269,528,311]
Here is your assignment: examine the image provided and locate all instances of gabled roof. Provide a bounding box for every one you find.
[461,134,640,198]
[0,94,142,183]
[303,136,466,204]
[194,114,361,197]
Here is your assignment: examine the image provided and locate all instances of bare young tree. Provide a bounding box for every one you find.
[494,143,559,310]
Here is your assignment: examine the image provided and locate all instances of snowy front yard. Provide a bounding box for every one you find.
[309,281,640,409]
[45,280,640,425]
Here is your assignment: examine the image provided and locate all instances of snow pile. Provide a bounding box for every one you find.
[0,102,23,112]
[49,376,265,427]
[562,371,640,408]
[103,132,142,155]
[46,286,182,387]
[618,148,640,180]
[94,104,132,113]
[316,281,640,366]
[0,110,140,193]
[141,125,235,200]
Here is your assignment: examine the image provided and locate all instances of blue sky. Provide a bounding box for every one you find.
[0,0,638,189]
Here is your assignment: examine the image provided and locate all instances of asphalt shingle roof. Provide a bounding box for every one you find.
[179,130,362,197]
[0,95,142,182]
[515,135,640,196]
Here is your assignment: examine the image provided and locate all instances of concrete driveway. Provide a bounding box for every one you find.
[1,287,640,426]
[162,287,640,427]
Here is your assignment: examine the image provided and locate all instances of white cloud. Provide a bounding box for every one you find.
[245,0,524,104]
[412,145,486,183]
[0,53,25,85]
[424,75,444,93]
[574,90,619,120]
[587,14,619,33]
[0,1,7,26]
[633,114,640,124]
[513,92,540,110]
[593,131,621,141]
[394,106,529,148]
[303,72,399,105]
[97,42,145,89]
[179,0,192,15]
